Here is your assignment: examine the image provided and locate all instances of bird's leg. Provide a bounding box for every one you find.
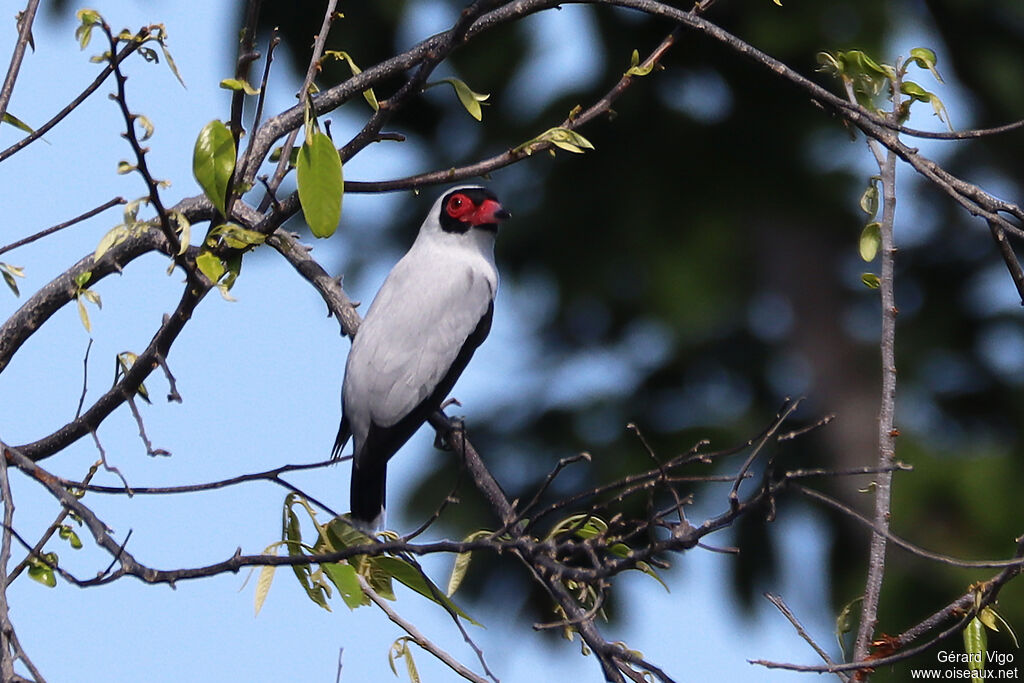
[434,412,465,451]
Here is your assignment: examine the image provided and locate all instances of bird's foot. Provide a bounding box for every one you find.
[435,415,466,451]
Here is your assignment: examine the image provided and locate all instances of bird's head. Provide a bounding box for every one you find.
[434,186,511,235]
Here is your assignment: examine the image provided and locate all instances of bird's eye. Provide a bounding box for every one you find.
[446,194,472,218]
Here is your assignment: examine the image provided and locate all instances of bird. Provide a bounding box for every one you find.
[333,185,510,528]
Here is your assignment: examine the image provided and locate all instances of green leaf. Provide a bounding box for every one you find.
[75,9,103,50]
[253,544,278,616]
[979,605,1020,649]
[210,223,266,249]
[859,178,880,217]
[296,130,344,238]
[432,78,490,121]
[192,120,236,215]
[389,638,421,683]
[0,263,25,297]
[635,561,670,592]
[964,616,987,678]
[2,112,34,134]
[156,36,186,88]
[814,51,842,78]
[27,554,57,587]
[446,530,491,597]
[323,562,367,609]
[324,51,378,111]
[195,251,225,284]
[58,524,83,549]
[76,297,91,332]
[220,78,261,95]
[170,211,191,255]
[901,81,952,129]
[835,596,862,660]
[861,273,881,289]
[282,496,331,612]
[843,50,894,80]
[374,557,480,626]
[134,114,155,141]
[117,160,136,175]
[82,289,101,308]
[859,222,881,262]
[517,127,596,156]
[94,225,131,262]
[909,47,943,84]
[625,49,655,77]
[116,351,150,403]
[74,271,92,289]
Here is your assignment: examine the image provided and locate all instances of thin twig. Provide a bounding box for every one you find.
[853,63,903,668]
[0,197,125,258]
[0,0,41,134]
[356,573,491,683]
[763,592,848,682]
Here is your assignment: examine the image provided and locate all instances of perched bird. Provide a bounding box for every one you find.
[334,185,510,528]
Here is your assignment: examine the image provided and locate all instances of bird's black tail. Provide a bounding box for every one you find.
[350,459,387,528]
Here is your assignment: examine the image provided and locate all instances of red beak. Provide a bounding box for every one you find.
[472,198,511,226]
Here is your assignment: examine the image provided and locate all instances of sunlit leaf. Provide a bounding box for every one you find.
[2,112,34,134]
[77,297,91,332]
[134,114,155,141]
[635,561,669,592]
[859,222,881,262]
[964,616,987,678]
[158,41,187,88]
[116,351,151,403]
[389,638,421,683]
[979,605,1020,648]
[323,562,366,609]
[517,127,596,156]
[861,273,881,289]
[625,49,655,78]
[220,78,260,95]
[296,130,344,238]
[446,530,491,597]
[374,556,480,625]
[431,78,490,121]
[75,9,103,50]
[170,211,191,255]
[192,120,236,215]
[94,225,131,262]
[195,251,225,284]
[900,81,952,130]
[860,177,880,217]
[908,47,943,84]
[324,51,378,111]
[82,289,101,308]
[210,223,266,249]
[0,263,25,297]
[27,555,57,587]
[253,544,278,616]
[58,524,83,549]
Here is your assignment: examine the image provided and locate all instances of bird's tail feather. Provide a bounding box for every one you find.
[350,459,387,528]
[332,414,351,460]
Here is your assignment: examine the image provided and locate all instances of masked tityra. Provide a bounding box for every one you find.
[333,186,511,527]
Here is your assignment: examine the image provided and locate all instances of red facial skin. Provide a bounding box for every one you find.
[445,193,506,226]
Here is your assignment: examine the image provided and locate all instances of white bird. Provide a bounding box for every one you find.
[333,185,510,527]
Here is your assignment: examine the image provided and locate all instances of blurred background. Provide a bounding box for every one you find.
[2,0,1023,680]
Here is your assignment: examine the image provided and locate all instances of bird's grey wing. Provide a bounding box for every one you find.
[353,257,495,430]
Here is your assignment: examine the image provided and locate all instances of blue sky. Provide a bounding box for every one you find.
[0,2,848,680]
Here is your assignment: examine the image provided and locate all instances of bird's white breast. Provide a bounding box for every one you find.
[342,230,497,458]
